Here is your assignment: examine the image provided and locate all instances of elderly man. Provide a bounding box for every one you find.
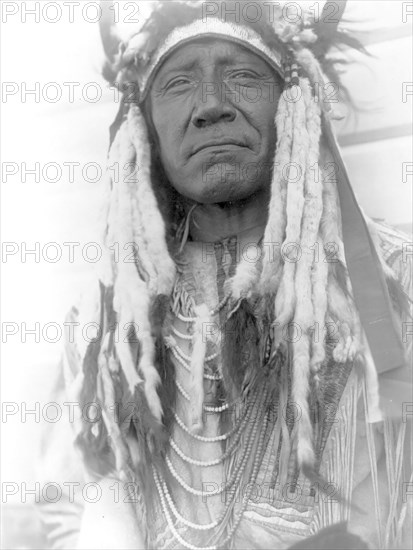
[38,1,412,549]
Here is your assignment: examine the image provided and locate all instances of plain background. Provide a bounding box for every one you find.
[1,1,412,548]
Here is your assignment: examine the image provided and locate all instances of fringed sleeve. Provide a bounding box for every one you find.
[312,219,412,549]
[37,283,147,549]
[35,304,87,549]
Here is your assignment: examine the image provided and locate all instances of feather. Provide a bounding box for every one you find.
[288,521,369,549]
[221,299,260,399]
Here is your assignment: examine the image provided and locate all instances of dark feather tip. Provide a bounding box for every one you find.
[287,521,369,549]
[302,463,365,517]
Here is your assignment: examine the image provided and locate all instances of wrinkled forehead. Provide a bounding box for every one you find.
[130,19,284,101]
[151,37,280,84]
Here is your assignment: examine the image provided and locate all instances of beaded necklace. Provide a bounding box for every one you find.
[152,287,270,550]
[153,402,269,550]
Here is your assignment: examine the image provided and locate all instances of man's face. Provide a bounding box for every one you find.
[147,39,282,204]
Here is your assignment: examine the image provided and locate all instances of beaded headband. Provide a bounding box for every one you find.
[123,18,285,100]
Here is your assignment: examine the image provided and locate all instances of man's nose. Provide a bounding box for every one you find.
[191,82,236,128]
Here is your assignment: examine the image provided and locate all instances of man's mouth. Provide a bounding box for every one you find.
[191,139,249,156]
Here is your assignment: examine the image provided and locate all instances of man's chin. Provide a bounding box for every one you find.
[200,160,265,189]
[183,177,262,205]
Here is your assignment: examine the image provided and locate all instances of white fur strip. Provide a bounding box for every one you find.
[295,79,323,368]
[293,351,316,467]
[127,104,176,295]
[128,172,159,296]
[261,94,291,293]
[276,88,307,327]
[114,332,143,391]
[319,144,346,265]
[294,78,321,332]
[327,275,359,363]
[311,235,328,372]
[100,127,123,287]
[229,253,259,300]
[291,78,321,469]
[189,303,210,432]
[295,48,332,114]
[112,122,163,420]
[112,124,144,393]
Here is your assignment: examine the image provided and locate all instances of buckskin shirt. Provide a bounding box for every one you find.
[38,219,412,550]
[37,2,413,549]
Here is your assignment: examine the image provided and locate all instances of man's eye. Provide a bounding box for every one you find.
[165,77,191,90]
[229,70,259,79]
[225,71,262,87]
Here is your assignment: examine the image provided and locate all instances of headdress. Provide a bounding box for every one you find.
[72,1,411,544]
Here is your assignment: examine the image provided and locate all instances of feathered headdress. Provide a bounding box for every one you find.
[74,0,409,507]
